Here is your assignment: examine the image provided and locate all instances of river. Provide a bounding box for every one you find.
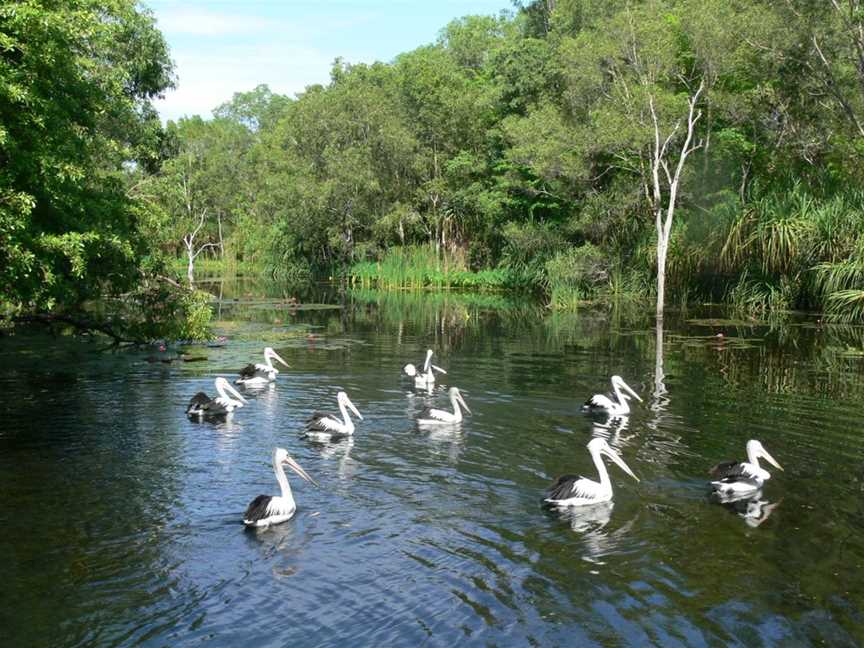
[2,280,863,646]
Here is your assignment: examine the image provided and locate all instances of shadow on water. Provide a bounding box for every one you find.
[2,279,864,645]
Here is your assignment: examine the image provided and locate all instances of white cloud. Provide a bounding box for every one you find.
[154,8,275,37]
[154,42,335,121]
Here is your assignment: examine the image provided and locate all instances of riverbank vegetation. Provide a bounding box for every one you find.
[0,1,215,340]
[7,1,864,339]
[140,0,864,320]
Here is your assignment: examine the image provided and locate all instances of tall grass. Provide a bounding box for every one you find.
[349,245,527,290]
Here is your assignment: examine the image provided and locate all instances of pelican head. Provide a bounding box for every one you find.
[215,377,248,404]
[264,347,290,369]
[403,363,418,378]
[337,391,363,420]
[611,375,642,403]
[450,387,471,414]
[273,447,318,486]
[587,437,639,482]
[746,439,783,471]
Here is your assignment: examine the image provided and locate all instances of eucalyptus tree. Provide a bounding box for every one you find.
[146,117,253,282]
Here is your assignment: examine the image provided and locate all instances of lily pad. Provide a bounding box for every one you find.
[686,318,763,327]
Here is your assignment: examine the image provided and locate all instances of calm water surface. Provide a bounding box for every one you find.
[2,282,864,646]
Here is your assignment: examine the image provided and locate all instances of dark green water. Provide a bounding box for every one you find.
[2,281,864,646]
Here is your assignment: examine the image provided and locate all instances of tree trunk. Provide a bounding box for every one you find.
[187,248,195,284]
[655,235,667,320]
[648,83,704,320]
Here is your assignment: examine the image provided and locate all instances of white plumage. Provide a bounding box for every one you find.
[582,375,642,416]
[243,448,317,528]
[403,349,447,388]
[544,438,640,507]
[186,377,248,418]
[417,387,471,425]
[710,439,783,497]
[236,347,290,386]
[303,391,363,439]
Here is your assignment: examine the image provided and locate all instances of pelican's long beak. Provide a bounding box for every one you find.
[284,456,318,487]
[424,350,433,372]
[346,397,363,420]
[604,447,640,482]
[431,364,447,375]
[271,350,290,368]
[457,392,472,415]
[623,380,643,403]
[760,448,783,471]
[225,382,249,403]
[216,378,249,403]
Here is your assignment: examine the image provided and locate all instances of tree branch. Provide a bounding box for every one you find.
[13,313,141,345]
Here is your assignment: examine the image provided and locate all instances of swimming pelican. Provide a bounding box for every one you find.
[582,375,642,415]
[303,391,363,439]
[544,438,640,507]
[186,377,248,418]
[243,448,317,528]
[416,387,471,425]
[709,439,783,497]
[403,349,447,387]
[235,347,290,386]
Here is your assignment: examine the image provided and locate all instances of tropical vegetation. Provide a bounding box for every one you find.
[6,0,864,338]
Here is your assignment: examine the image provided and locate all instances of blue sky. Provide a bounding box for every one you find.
[144,1,515,122]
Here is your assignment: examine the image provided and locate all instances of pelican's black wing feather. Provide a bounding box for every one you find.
[544,474,584,501]
[186,392,212,416]
[237,363,258,379]
[305,411,336,432]
[187,392,210,408]
[243,495,273,523]
[710,461,749,481]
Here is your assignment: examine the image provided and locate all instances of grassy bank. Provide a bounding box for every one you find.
[348,246,532,291]
[170,256,264,277]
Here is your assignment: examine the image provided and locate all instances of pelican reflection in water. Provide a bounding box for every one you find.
[714,490,782,528]
[590,416,633,451]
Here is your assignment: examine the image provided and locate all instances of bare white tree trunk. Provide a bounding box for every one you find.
[649,81,704,320]
[182,207,218,285]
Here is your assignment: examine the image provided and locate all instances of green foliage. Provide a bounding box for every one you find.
[545,244,610,308]
[0,0,172,315]
[349,245,525,290]
[728,272,793,320]
[109,281,212,342]
[123,0,864,322]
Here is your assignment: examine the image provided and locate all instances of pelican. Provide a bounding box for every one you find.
[243,448,317,528]
[582,375,642,416]
[186,377,248,418]
[303,391,363,439]
[403,349,447,387]
[544,438,640,507]
[417,386,471,425]
[709,439,783,496]
[235,347,290,386]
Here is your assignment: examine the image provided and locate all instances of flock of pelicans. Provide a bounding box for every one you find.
[185,347,783,529]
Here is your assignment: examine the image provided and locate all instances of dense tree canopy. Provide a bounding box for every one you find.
[9,0,864,326]
[149,0,863,317]
[0,0,173,314]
